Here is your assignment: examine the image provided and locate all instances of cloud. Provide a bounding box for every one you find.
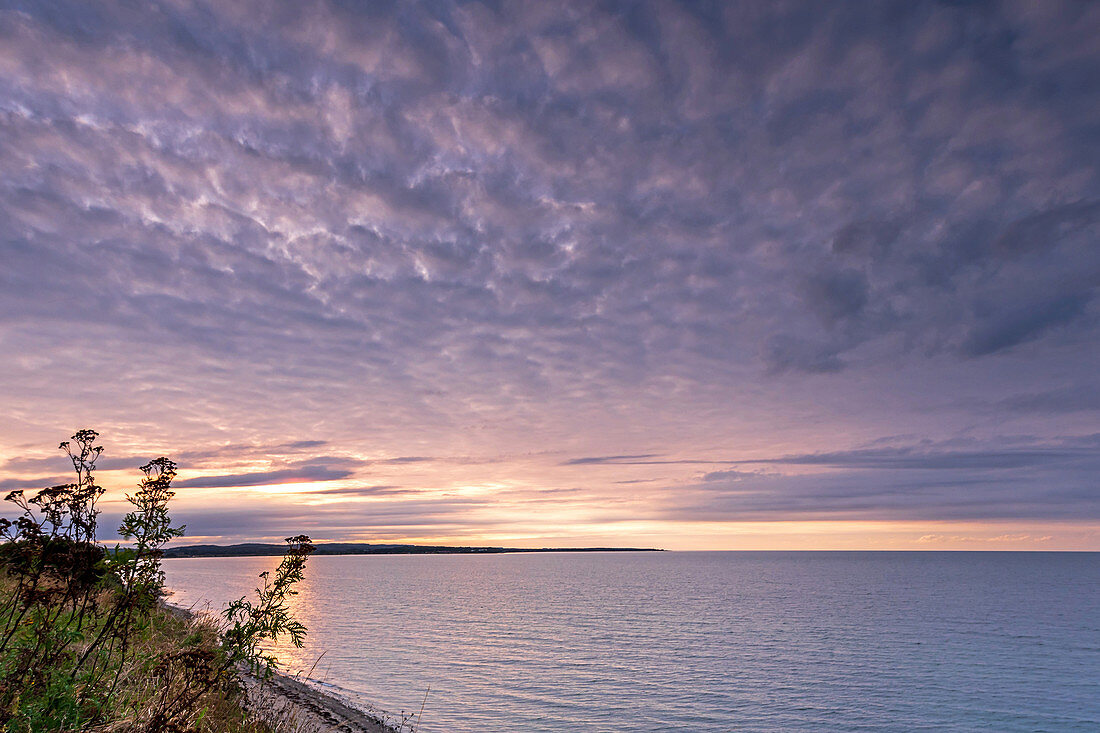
[277,440,329,451]
[1,0,1094,395]
[763,336,845,375]
[961,294,1090,357]
[173,465,356,489]
[0,476,70,491]
[562,455,732,466]
[999,387,1100,414]
[0,0,1097,541]
[992,200,1100,254]
[800,269,869,327]
[122,494,500,542]
[701,469,759,482]
[312,485,409,497]
[562,454,662,466]
[656,436,1100,522]
[830,219,901,256]
[916,533,1053,544]
[731,442,1094,471]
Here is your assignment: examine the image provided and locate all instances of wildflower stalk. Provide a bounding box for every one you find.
[0,429,314,732]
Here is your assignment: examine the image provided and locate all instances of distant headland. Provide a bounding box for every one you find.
[164,542,665,558]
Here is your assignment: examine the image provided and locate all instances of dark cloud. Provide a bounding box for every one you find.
[999,386,1100,414]
[0,454,164,474]
[1,456,73,474]
[800,269,869,327]
[831,220,901,257]
[763,335,845,375]
[0,476,70,491]
[130,494,498,541]
[662,470,1100,522]
[731,442,1092,471]
[312,485,409,497]
[992,200,1100,254]
[1,446,360,479]
[662,436,1100,522]
[563,455,733,466]
[277,440,329,451]
[562,454,662,466]
[174,462,357,489]
[961,294,1090,357]
[701,469,759,482]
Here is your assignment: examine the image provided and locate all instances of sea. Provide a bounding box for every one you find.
[162,551,1100,732]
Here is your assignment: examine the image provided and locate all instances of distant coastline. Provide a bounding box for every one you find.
[164,542,666,558]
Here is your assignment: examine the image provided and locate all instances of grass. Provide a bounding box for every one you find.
[0,430,314,733]
[0,576,268,732]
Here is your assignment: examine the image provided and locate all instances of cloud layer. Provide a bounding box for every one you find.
[0,0,1097,547]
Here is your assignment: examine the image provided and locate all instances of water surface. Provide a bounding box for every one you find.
[163,551,1100,732]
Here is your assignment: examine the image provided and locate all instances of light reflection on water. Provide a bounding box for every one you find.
[163,551,1100,732]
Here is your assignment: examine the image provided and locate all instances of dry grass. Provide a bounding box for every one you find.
[84,606,271,733]
[0,578,270,733]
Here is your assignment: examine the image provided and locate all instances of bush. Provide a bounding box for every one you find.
[0,430,314,732]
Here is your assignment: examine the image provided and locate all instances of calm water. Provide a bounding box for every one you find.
[163,552,1100,732]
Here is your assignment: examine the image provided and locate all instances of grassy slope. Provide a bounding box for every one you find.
[0,579,268,733]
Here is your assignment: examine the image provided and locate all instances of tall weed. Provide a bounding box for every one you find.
[0,430,314,732]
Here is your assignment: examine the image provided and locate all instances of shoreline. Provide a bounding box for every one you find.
[163,601,402,733]
[240,670,402,733]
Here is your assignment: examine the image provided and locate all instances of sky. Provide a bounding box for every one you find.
[1,0,1098,551]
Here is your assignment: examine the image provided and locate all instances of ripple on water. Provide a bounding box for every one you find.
[164,551,1100,733]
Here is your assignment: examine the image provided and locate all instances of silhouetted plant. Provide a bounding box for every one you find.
[222,535,315,679]
[0,430,314,732]
[72,456,187,695]
[61,429,105,545]
[139,535,316,733]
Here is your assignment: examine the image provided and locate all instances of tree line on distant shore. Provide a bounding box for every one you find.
[164,542,662,558]
[0,430,313,732]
